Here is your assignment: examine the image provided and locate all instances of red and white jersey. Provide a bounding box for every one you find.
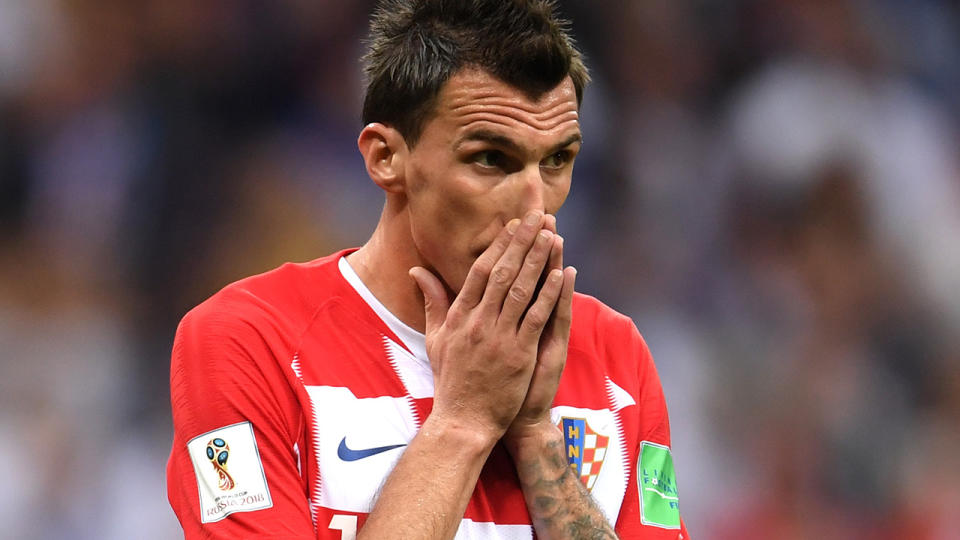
[167,249,690,539]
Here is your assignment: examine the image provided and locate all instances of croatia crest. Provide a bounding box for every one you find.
[559,417,609,491]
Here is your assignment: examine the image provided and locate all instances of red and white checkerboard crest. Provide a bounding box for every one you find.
[559,417,610,491]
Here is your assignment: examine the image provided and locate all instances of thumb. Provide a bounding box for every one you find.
[408,266,449,333]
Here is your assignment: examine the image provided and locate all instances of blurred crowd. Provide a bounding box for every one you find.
[1,0,958,538]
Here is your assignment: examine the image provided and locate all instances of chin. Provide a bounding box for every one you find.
[423,256,468,297]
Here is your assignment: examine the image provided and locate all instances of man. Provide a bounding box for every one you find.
[167,1,689,538]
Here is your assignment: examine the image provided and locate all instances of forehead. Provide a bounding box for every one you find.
[428,68,580,146]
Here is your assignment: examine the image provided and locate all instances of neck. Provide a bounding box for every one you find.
[346,200,431,333]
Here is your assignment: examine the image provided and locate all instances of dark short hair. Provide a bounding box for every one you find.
[362,0,589,145]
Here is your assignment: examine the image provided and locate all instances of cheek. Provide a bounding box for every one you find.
[545,178,572,215]
[408,204,478,293]
[410,160,488,224]
[407,169,484,255]
[411,178,480,234]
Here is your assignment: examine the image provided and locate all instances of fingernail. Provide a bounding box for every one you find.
[506,219,520,234]
[524,211,542,225]
[538,229,552,241]
[550,268,563,282]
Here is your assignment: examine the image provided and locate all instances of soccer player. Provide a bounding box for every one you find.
[167,1,690,538]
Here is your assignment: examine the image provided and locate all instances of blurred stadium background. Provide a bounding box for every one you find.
[1,0,958,538]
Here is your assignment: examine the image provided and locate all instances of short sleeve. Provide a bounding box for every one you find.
[613,321,691,540]
[166,293,315,539]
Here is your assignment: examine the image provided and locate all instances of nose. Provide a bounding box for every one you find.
[517,164,546,215]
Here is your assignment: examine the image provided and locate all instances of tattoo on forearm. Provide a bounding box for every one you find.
[547,441,567,469]
[518,439,618,539]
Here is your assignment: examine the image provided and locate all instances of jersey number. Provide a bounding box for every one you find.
[329,514,358,540]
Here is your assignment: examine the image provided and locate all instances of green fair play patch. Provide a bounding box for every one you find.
[639,441,681,529]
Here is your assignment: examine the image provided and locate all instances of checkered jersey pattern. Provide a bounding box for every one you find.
[581,428,610,490]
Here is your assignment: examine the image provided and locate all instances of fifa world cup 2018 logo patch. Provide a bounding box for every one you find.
[206,438,236,491]
[559,417,609,491]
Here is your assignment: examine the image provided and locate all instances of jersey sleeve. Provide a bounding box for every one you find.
[166,291,315,539]
[612,320,691,540]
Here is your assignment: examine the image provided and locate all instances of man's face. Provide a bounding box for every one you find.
[402,68,582,294]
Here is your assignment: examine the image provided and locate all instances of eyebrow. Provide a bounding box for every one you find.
[454,130,582,156]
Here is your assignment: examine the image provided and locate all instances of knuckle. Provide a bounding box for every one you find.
[492,264,513,285]
[524,308,547,330]
[508,285,529,303]
[445,308,464,328]
[524,256,544,272]
[467,321,486,344]
[505,356,528,374]
[472,258,494,278]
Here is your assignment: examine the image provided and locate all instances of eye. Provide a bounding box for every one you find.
[472,150,506,169]
[541,151,571,169]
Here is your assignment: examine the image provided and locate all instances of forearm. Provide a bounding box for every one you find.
[358,414,497,540]
[507,424,618,540]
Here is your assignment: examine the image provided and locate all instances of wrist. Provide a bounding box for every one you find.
[420,411,502,457]
[503,418,562,458]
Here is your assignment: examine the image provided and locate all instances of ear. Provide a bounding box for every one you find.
[357,123,408,194]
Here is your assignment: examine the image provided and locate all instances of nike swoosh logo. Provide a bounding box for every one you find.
[337,437,406,461]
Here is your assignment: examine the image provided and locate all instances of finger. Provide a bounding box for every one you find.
[547,234,563,274]
[454,218,519,311]
[543,214,557,235]
[552,266,577,339]
[481,210,544,313]
[542,215,559,271]
[536,266,576,362]
[518,268,564,345]
[499,229,555,326]
[409,266,450,334]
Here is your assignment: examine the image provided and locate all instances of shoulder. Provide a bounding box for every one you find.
[570,292,650,356]
[179,250,351,338]
[568,292,656,393]
[169,252,355,427]
[172,250,356,372]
